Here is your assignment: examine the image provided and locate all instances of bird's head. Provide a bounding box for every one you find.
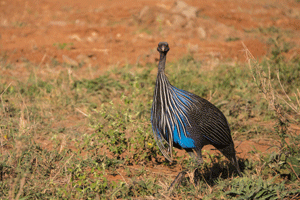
[157,42,169,54]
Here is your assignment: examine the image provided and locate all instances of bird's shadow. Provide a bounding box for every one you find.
[185,158,246,187]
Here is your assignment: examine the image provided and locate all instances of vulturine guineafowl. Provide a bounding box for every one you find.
[151,42,242,189]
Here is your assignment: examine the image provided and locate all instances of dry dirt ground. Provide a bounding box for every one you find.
[1,0,299,67]
[1,0,300,178]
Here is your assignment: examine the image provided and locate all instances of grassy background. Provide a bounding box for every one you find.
[0,40,300,199]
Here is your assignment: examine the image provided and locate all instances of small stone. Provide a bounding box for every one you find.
[173,15,186,27]
[188,43,199,53]
[100,19,108,27]
[173,0,188,12]
[62,55,78,66]
[172,14,186,28]
[172,0,198,19]
[197,27,206,39]
[185,21,195,29]
[69,34,82,41]
[76,54,90,63]
[181,6,198,19]
[139,6,150,19]
[49,21,67,26]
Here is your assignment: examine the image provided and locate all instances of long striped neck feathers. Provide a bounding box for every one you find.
[158,52,167,72]
[157,41,169,72]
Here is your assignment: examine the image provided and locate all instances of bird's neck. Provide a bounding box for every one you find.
[158,52,167,72]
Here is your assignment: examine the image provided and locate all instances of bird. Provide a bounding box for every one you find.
[151,42,242,187]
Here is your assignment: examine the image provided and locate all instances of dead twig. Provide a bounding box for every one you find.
[75,108,88,117]
[116,169,129,186]
[242,42,287,123]
[287,162,300,181]
[51,154,74,181]
[0,82,12,96]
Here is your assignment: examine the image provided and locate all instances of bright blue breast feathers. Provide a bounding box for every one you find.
[151,73,198,161]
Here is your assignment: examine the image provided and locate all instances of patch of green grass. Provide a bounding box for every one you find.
[1,43,300,198]
[224,176,298,199]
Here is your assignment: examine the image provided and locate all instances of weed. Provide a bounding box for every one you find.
[225,176,298,199]
[244,42,300,187]
[12,21,27,28]
[53,43,74,50]
[267,36,293,63]
[156,16,163,33]
[244,26,282,35]
[226,37,240,42]
[138,28,152,35]
[259,26,280,34]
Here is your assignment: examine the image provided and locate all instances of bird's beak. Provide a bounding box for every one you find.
[161,46,165,51]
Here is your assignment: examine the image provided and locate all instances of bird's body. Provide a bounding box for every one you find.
[151,42,241,176]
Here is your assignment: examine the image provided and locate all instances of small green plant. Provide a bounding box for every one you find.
[156,16,163,33]
[259,26,280,34]
[53,42,74,50]
[267,36,293,63]
[138,28,152,35]
[226,37,240,42]
[12,21,26,27]
[243,26,289,37]
[225,176,298,199]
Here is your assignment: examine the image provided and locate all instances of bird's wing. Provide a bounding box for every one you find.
[190,98,233,146]
[172,88,233,146]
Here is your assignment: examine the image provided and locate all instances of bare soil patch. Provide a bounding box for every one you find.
[1,0,299,68]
